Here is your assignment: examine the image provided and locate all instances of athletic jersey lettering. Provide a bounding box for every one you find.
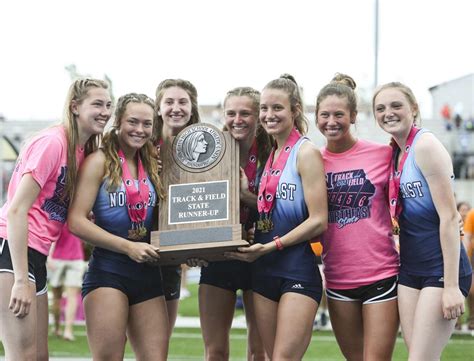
[254,138,318,282]
[275,183,296,201]
[109,191,155,208]
[89,177,159,280]
[399,129,471,277]
[399,181,423,199]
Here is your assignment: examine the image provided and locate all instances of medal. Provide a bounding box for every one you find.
[257,127,301,233]
[257,213,274,233]
[128,223,147,240]
[119,149,150,241]
[388,126,420,236]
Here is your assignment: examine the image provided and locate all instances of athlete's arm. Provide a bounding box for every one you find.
[415,132,464,320]
[68,151,159,263]
[6,174,41,318]
[226,142,328,262]
[280,141,328,246]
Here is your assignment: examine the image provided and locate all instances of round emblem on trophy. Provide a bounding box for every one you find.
[173,123,226,172]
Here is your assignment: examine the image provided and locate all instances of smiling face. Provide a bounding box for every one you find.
[118,102,154,154]
[224,95,258,142]
[72,87,112,138]
[317,95,356,150]
[373,88,418,137]
[259,89,295,139]
[158,86,192,133]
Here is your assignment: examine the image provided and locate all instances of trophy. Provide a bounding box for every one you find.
[151,123,248,265]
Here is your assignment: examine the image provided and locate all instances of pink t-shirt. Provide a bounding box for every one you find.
[51,224,85,261]
[0,126,85,256]
[320,139,399,289]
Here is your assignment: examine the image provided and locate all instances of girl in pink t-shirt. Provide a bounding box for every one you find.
[0,78,112,359]
[315,74,399,361]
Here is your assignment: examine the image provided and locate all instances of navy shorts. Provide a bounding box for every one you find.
[252,273,323,304]
[399,270,472,297]
[326,275,398,305]
[200,260,252,292]
[161,264,182,301]
[82,267,164,305]
[0,238,47,296]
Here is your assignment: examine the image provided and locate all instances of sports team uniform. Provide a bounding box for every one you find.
[82,176,164,305]
[252,138,323,303]
[0,126,79,295]
[397,129,472,295]
[320,140,399,303]
[199,147,259,292]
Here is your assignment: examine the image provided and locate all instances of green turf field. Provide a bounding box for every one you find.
[1,326,473,360]
[1,284,473,360]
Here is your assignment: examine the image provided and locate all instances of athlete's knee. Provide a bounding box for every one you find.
[205,346,230,361]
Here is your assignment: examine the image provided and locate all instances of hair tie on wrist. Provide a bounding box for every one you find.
[273,236,284,251]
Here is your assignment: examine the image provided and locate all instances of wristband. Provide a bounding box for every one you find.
[273,236,284,251]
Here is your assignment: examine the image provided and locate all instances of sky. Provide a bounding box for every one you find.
[0,0,473,121]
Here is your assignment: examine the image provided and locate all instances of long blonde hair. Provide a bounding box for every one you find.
[101,93,163,199]
[63,78,109,202]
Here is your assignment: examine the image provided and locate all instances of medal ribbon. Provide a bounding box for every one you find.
[118,149,150,239]
[240,139,258,225]
[388,125,419,234]
[257,128,301,230]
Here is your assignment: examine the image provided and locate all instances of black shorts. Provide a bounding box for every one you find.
[399,270,472,297]
[161,264,182,301]
[0,238,47,296]
[252,273,323,304]
[82,267,164,306]
[200,261,252,292]
[326,275,398,305]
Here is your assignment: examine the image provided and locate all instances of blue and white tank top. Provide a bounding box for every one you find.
[89,177,159,279]
[399,129,471,277]
[254,137,318,281]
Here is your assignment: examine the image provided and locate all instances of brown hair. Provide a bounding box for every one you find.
[263,74,308,135]
[154,79,200,142]
[315,73,358,117]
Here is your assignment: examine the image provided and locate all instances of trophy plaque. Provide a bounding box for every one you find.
[151,123,248,265]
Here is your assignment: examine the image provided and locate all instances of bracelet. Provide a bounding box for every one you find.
[273,236,284,251]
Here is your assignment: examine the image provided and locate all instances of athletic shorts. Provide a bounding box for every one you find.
[398,270,472,297]
[82,267,164,305]
[252,273,323,304]
[161,264,182,301]
[0,238,48,296]
[200,261,252,292]
[326,275,398,305]
[48,259,86,288]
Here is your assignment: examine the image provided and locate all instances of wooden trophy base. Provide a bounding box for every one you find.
[151,224,248,265]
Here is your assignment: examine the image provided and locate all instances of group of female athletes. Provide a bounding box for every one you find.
[0,73,471,361]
